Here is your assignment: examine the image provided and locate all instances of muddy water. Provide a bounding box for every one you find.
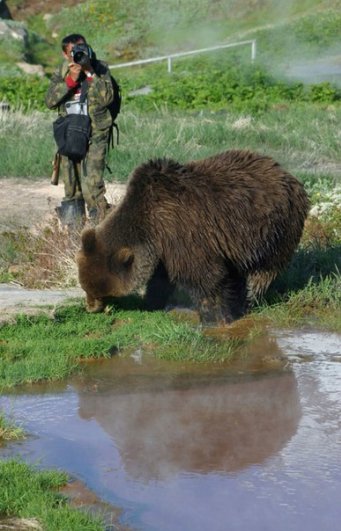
[1,329,341,531]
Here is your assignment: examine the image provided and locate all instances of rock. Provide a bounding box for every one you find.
[128,85,153,96]
[0,19,28,44]
[16,61,45,77]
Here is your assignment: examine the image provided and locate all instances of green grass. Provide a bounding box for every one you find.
[0,460,103,530]
[0,304,246,390]
[0,412,25,441]
[258,274,341,330]
[0,103,340,181]
[107,103,341,184]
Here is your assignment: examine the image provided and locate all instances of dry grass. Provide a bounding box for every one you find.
[1,219,82,289]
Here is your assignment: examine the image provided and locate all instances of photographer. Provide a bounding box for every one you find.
[45,33,114,224]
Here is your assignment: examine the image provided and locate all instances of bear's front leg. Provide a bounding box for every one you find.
[145,261,175,310]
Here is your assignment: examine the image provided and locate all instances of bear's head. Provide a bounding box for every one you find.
[76,228,135,312]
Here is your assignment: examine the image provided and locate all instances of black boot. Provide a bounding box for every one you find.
[55,198,86,227]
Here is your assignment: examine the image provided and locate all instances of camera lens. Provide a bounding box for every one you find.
[73,51,85,64]
[71,44,89,65]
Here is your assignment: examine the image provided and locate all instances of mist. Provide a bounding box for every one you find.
[137,0,341,86]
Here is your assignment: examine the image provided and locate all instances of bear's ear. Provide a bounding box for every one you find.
[117,247,134,268]
[81,228,97,255]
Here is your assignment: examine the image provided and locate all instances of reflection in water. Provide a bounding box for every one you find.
[1,329,341,531]
[76,372,300,480]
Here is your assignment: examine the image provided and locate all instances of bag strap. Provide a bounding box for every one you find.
[79,79,89,104]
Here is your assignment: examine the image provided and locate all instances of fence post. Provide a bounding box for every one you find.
[167,56,172,73]
[251,40,256,62]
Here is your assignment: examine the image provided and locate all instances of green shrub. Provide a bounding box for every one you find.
[1,55,340,114]
[0,76,49,111]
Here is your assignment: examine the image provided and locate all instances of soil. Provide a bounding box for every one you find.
[0,179,126,322]
[0,178,127,231]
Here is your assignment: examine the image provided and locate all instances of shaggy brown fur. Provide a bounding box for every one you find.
[77,150,310,323]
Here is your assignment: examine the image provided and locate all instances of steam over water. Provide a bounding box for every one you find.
[1,329,340,531]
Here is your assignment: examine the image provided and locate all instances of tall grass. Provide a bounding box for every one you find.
[1,104,340,185]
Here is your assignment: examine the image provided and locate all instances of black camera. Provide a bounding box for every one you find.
[71,43,92,66]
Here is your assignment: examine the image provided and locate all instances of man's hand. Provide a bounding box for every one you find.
[68,62,82,82]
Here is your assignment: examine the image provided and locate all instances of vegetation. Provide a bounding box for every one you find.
[0,103,340,180]
[0,303,249,391]
[0,220,80,288]
[1,57,340,114]
[5,0,341,68]
[0,411,24,441]
[0,460,103,530]
[258,274,341,330]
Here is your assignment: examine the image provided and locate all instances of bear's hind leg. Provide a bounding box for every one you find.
[220,270,249,323]
[198,269,249,325]
[145,261,175,311]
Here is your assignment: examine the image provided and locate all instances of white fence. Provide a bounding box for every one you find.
[109,39,256,73]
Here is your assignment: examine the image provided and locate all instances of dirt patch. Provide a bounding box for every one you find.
[0,179,126,231]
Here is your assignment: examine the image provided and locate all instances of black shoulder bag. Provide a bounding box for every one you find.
[53,80,91,162]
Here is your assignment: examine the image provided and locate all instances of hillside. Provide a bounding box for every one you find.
[2,0,341,78]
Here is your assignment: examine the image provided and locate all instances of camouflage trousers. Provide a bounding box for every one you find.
[60,128,110,211]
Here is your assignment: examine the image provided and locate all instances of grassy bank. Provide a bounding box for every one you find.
[0,304,247,391]
[0,270,340,392]
[0,460,103,531]
[1,196,340,390]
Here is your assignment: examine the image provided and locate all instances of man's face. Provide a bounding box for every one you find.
[63,40,86,62]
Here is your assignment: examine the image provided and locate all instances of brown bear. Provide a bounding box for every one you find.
[76,150,310,323]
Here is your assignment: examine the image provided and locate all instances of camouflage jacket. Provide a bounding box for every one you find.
[45,59,114,131]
